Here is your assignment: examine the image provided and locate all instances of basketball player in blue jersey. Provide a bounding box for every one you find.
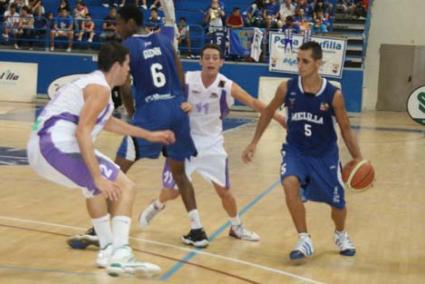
[114,5,209,245]
[66,1,208,248]
[242,41,363,261]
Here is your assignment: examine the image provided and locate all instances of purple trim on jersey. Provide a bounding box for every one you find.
[37,114,119,195]
[96,103,110,125]
[224,157,230,189]
[219,89,229,119]
[38,112,78,135]
[162,159,176,189]
[39,131,119,195]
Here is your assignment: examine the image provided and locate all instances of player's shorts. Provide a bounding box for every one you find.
[161,143,229,190]
[27,133,120,198]
[117,98,197,161]
[280,143,345,209]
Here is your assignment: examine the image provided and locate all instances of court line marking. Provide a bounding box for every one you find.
[0,211,324,284]
[0,223,260,284]
[159,179,324,284]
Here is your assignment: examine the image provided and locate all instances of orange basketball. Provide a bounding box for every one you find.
[342,160,375,191]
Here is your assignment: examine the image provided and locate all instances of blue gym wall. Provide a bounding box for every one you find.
[0,50,363,112]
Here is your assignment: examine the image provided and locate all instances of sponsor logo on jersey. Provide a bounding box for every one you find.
[210,92,219,98]
[291,112,324,124]
[320,102,329,111]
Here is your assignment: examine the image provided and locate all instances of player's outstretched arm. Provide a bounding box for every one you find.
[230,82,286,128]
[77,84,121,201]
[333,90,363,161]
[242,81,287,163]
[104,116,175,145]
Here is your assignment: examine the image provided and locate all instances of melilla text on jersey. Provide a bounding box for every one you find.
[143,47,162,59]
[291,112,324,124]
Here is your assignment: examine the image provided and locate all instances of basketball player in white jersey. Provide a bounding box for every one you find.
[27,42,175,277]
[138,43,286,247]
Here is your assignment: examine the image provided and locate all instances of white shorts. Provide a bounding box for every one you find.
[27,133,120,198]
[162,143,229,189]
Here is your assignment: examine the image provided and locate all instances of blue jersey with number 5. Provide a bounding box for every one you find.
[284,77,338,156]
[122,32,183,108]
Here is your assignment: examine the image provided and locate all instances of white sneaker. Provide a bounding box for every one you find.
[50,46,54,51]
[96,244,113,268]
[138,201,164,229]
[107,246,161,278]
[66,47,72,52]
[229,224,260,241]
[289,233,314,260]
[334,231,356,256]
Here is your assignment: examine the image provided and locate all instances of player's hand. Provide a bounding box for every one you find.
[181,102,192,113]
[147,130,176,144]
[242,143,256,164]
[94,176,121,201]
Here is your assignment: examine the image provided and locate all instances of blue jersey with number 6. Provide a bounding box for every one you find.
[284,76,338,156]
[117,30,197,161]
[122,31,183,108]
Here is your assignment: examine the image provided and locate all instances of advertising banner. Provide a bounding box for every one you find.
[269,33,347,78]
[0,61,38,102]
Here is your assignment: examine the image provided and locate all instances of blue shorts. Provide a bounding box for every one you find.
[117,99,197,161]
[280,143,345,209]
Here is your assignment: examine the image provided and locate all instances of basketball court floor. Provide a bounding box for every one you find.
[0,101,424,283]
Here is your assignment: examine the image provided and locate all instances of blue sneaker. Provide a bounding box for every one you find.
[289,233,314,260]
[67,227,99,249]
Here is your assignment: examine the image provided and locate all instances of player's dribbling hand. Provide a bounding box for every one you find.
[242,144,256,163]
[94,176,121,201]
[147,130,176,144]
[180,102,192,113]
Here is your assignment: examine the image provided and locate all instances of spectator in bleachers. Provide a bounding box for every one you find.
[2,3,20,44]
[29,0,43,14]
[245,0,264,27]
[312,15,328,33]
[77,13,94,43]
[204,0,225,34]
[11,0,25,12]
[73,0,88,32]
[263,0,279,21]
[33,5,48,45]
[16,5,34,49]
[50,7,73,52]
[0,0,8,18]
[177,16,192,57]
[226,7,243,29]
[57,0,70,12]
[100,6,118,42]
[278,0,295,27]
[146,7,162,32]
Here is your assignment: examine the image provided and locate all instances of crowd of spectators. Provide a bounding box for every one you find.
[0,0,368,57]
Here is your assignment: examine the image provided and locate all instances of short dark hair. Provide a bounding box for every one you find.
[201,43,224,59]
[97,42,129,72]
[118,5,144,26]
[299,41,322,60]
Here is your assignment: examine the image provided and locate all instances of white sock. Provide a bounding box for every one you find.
[188,209,202,229]
[335,230,345,235]
[229,215,241,227]
[298,232,310,238]
[154,199,164,209]
[91,214,112,249]
[111,215,131,250]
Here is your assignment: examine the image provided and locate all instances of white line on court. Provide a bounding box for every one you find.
[0,215,324,284]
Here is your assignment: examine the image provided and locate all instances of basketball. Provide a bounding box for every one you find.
[342,160,375,191]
